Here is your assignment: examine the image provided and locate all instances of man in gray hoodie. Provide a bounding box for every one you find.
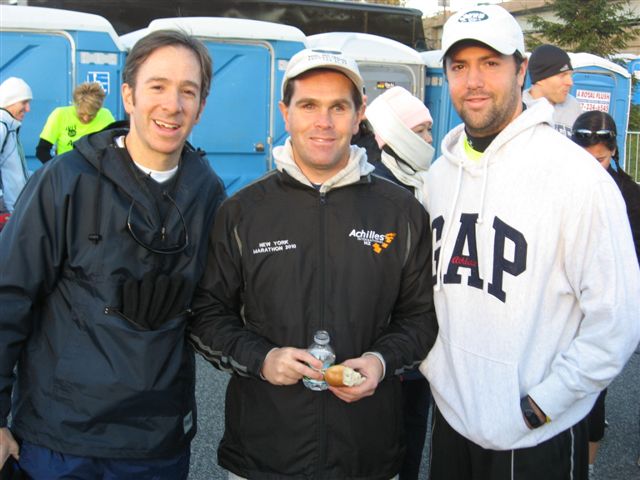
[421,5,640,480]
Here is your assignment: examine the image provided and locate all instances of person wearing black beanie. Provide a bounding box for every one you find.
[523,44,583,137]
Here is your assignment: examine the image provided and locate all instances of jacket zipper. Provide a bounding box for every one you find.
[104,305,193,330]
[318,190,327,476]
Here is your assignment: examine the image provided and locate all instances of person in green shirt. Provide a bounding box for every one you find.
[36,82,115,162]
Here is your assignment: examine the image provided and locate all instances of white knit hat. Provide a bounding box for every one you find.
[366,87,434,172]
[366,87,433,148]
[0,77,33,108]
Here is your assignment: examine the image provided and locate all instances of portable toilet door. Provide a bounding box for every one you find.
[626,56,640,106]
[0,5,126,173]
[306,32,426,103]
[421,50,462,159]
[568,52,632,168]
[121,18,306,195]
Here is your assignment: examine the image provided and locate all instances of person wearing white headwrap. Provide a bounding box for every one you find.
[365,86,435,208]
[365,86,435,480]
[0,76,32,215]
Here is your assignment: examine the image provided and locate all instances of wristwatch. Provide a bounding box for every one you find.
[520,396,544,429]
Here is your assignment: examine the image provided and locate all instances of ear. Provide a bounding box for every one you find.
[279,101,291,133]
[517,57,528,89]
[122,83,134,115]
[352,103,365,135]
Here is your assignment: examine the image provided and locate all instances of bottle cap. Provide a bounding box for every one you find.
[313,330,330,345]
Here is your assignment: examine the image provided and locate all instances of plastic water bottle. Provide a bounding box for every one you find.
[302,330,336,391]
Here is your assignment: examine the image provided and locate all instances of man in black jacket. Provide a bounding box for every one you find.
[0,30,225,479]
[190,48,438,479]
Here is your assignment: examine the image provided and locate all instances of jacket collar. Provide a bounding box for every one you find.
[273,138,374,194]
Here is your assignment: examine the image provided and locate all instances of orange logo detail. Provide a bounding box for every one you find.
[372,233,396,254]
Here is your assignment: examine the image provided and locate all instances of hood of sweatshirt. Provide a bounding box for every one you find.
[72,128,213,246]
[440,99,554,175]
[273,138,374,194]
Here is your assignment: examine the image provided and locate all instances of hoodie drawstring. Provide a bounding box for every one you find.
[477,152,490,225]
[435,159,464,291]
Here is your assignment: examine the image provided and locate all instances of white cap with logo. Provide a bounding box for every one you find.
[281,48,364,99]
[441,5,525,59]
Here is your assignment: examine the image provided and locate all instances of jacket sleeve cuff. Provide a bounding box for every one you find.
[363,351,386,380]
[259,347,280,380]
[527,374,576,422]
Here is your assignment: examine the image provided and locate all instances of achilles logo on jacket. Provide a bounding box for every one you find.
[432,213,527,303]
[349,229,396,254]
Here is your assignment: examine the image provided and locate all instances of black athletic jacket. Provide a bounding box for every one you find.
[608,166,640,262]
[190,160,437,479]
[0,128,225,458]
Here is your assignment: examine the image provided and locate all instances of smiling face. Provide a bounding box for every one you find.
[279,70,363,184]
[122,45,204,170]
[446,43,526,137]
[6,99,30,122]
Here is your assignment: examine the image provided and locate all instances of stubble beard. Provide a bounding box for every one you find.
[458,88,521,138]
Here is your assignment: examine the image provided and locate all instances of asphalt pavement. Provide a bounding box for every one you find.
[190,350,640,479]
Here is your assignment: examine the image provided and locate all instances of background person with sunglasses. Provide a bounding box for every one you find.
[571,112,640,260]
[0,30,225,479]
[571,111,640,480]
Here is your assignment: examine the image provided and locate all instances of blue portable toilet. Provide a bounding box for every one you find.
[421,50,458,159]
[306,32,426,102]
[626,56,640,105]
[611,54,640,106]
[566,53,631,167]
[0,5,126,172]
[121,17,306,194]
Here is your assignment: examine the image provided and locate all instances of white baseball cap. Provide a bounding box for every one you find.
[281,48,364,99]
[441,5,525,59]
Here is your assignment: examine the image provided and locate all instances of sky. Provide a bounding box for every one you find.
[405,0,506,17]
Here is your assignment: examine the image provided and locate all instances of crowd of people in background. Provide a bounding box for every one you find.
[0,80,115,231]
[0,4,639,480]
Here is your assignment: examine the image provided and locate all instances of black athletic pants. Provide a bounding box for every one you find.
[399,377,431,480]
[429,406,588,480]
[587,389,607,442]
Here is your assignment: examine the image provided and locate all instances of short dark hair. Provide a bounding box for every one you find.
[571,110,619,162]
[123,29,212,101]
[281,68,363,111]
